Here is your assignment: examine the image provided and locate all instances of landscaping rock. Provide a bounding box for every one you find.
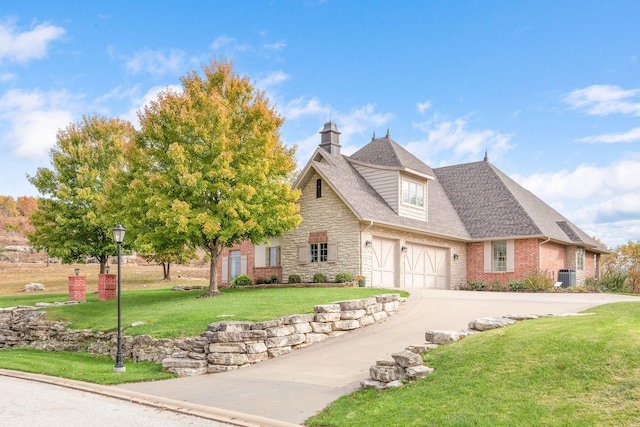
[468,317,515,331]
[370,364,404,382]
[23,283,45,292]
[425,330,467,344]
[392,350,423,368]
[403,365,435,381]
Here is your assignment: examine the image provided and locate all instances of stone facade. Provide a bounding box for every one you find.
[282,172,362,283]
[0,294,404,377]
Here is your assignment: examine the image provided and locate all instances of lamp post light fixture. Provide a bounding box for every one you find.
[112,224,126,373]
[74,268,80,276]
[105,265,110,274]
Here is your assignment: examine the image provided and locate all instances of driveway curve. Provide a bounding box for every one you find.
[117,289,640,425]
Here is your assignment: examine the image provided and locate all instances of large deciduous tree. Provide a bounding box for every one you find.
[134,59,301,296]
[28,115,135,272]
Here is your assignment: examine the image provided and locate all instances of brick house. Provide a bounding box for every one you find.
[276,121,606,289]
[217,238,283,286]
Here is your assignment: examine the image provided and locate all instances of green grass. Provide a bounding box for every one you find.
[307,302,640,427]
[2,287,407,338]
[0,349,177,384]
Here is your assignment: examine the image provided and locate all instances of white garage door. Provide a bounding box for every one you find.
[371,238,397,287]
[404,243,448,288]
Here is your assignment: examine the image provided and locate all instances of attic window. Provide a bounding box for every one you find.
[402,179,424,207]
[316,178,322,198]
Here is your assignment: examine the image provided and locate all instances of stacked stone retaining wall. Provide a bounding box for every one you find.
[0,294,403,377]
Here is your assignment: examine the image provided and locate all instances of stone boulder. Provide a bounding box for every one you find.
[468,317,515,331]
[425,330,467,344]
[23,283,45,292]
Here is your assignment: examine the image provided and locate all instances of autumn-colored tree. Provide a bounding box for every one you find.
[602,240,640,293]
[133,59,301,296]
[17,196,38,217]
[28,115,135,272]
[0,196,18,217]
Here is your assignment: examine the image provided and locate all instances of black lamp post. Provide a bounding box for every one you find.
[113,224,126,373]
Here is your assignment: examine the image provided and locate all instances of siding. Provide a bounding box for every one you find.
[352,164,399,213]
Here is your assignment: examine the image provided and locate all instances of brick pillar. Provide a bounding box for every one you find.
[98,274,117,301]
[68,276,86,301]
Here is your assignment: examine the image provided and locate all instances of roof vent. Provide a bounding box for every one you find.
[319,121,341,155]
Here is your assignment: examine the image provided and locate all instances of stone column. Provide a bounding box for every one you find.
[98,274,117,301]
[68,276,86,301]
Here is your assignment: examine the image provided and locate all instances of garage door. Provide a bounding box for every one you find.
[404,243,448,288]
[371,238,397,287]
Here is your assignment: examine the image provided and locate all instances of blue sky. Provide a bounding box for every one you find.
[1,1,639,248]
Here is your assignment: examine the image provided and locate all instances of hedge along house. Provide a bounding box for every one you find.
[280,121,607,288]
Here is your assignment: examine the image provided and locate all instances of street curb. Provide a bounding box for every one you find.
[0,369,301,427]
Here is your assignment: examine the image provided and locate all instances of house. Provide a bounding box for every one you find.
[219,121,606,288]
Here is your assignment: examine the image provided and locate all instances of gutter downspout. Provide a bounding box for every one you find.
[361,221,374,278]
[538,236,551,275]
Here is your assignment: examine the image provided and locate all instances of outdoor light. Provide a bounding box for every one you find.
[365,240,372,248]
[74,268,80,276]
[453,254,459,261]
[401,246,408,253]
[112,223,126,373]
[105,266,110,274]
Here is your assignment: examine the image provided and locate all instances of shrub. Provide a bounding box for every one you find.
[335,272,354,283]
[597,272,629,293]
[231,274,252,287]
[270,274,279,284]
[255,276,266,285]
[288,274,302,284]
[312,272,328,283]
[468,280,486,291]
[488,280,507,292]
[508,280,527,292]
[524,271,553,292]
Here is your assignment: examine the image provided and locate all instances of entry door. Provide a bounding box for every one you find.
[404,243,448,288]
[371,238,397,287]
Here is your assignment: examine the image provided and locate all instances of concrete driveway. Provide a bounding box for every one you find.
[116,289,639,425]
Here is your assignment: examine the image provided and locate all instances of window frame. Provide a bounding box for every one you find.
[401,178,425,207]
[492,241,507,272]
[576,247,585,271]
[316,178,322,198]
[310,242,328,263]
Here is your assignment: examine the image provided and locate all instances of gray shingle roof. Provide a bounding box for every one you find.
[297,131,604,251]
[434,160,605,249]
[350,134,435,178]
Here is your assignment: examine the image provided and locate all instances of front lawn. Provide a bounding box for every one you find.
[0,349,176,384]
[307,302,640,427]
[2,287,407,338]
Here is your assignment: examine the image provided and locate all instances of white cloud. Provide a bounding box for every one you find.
[210,35,249,53]
[577,127,640,144]
[564,84,640,116]
[264,40,286,50]
[0,72,15,82]
[254,71,290,90]
[407,115,513,165]
[513,159,640,201]
[281,97,330,120]
[416,101,432,114]
[0,18,65,63]
[512,158,640,246]
[338,104,393,146]
[126,48,186,77]
[0,89,74,159]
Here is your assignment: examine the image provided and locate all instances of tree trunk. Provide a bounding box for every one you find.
[162,262,172,281]
[99,255,109,274]
[202,246,223,297]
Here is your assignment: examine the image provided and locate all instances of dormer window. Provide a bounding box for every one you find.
[402,178,424,207]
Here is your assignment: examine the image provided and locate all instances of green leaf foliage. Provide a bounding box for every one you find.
[27,115,135,270]
[132,59,301,294]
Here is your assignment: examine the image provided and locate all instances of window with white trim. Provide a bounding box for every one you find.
[402,179,424,207]
[266,246,280,267]
[492,241,507,272]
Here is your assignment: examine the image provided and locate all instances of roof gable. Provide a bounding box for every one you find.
[350,134,435,179]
